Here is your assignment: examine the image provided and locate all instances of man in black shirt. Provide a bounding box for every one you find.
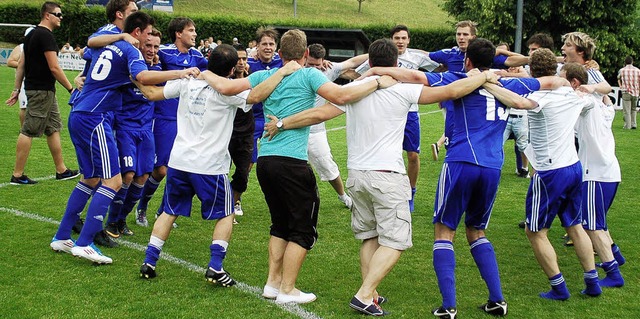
[6,1,78,185]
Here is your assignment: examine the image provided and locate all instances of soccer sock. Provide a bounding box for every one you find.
[433,240,456,309]
[515,145,522,170]
[599,261,624,287]
[581,269,602,296]
[144,235,165,267]
[540,273,570,300]
[107,184,129,224]
[76,185,117,246]
[55,181,93,240]
[208,240,229,272]
[409,187,417,212]
[470,237,504,302]
[122,182,144,218]
[611,243,626,266]
[138,176,160,212]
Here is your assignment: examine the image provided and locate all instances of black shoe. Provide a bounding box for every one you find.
[349,296,386,316]
[10,174,37,185]
[517,168,530,178]
[205,267,236,287]
[518,220,526,229]
[432,306,457,319]
[140,263,157,279]
[56,169,80,181]
[105,222,120,238]
[117,220,134,236]
[480,300,508,316]
[72,218,84,234]
[93,230,119,248]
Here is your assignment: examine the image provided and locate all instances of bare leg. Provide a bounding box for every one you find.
[586,230,614,262]
[279,241,308,295]
[13,133,32,177]
[150,212,178,241]
[406,151,419,189]
[525,227,561,277]
[46,131,68,174]
[212,214,234,242]
[266,236,287,289]
[355,245,402,302]
[565,225,596,271]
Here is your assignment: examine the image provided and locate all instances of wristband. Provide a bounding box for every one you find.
[67,87,73,94]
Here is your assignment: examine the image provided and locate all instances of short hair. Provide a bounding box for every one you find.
[390,24,410,38]
[561,62,588,85]
[496,42,510,50]
[526,33,554,50]
[168,17,195,43]
[529,48,557,77]
[465,38,495,69]
[562,32,596,61]
[369,38,397,67]
[149,27,161,39]
[625,56,633,65]
[279,29,306,61]
[232,43,243,51]
[255,26,279,45]
[208,44,238,77]
[41,2,60,19]
[308,43,326,59]
[105,0,134,23]
[456,20,477,35]
[123,11,154,34]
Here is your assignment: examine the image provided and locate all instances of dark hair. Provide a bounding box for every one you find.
[232,43,243,51]
[625,56,633,65]
[106,0,134,23]
[308,43,326,59]
[123,11,154,34]
[526,33,554,50]
[369,38,397,67]
[390,25,410,38]
[530,48,557,77]
[168,17,195,43]
[208,44,239,77]
[561,63,588,85]
[41,2,60,19]
[255,26,279,45]
[465,38,495,69]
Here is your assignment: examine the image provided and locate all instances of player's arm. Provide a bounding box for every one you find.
[504,55,529,67]
[247,61,302,104]
[5,55,25,105]
[418,70,497,104]
[482,82,538,109]
[134,67,200,85]
[199,71,251,95]
[131,79,165,101]
[577,81,612,95]
[359,67,430,85]
[44,51,73,92]
[537,76,571,90]
[7,45,22,68]
[316,75,397,105]
[340,53,370,70]
[263,103,344,140]
[87,33,139,48]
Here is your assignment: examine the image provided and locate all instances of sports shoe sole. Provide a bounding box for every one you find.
[56,172,81,181]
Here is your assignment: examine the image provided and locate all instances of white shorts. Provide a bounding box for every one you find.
[307,131,340,181]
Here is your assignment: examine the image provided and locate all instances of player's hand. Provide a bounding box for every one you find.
[123,34,140,48]
[577,84,596,94]
[467,68,481,76]
[181,67,200,78]
[74,75,86,91]
[377,75,397,89]
[484,70,500,84]
[263,114,280,141]
[279,60,302,76]
[5,91,18,106]
[319,59,333,71]
[585,59,600,70]
[357,67,379,80]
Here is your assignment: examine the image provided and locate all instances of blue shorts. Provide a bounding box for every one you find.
[163,167,233,220]
[525,162,583,232]
[403,111,421,153]
[581,181,618,231]
[433,162,501,230]
[116,129,154,176]
[68,111,120,179]
[252,117,265,163]
[153,118,177,168]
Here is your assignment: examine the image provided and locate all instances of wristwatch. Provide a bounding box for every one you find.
[276,118,284,131]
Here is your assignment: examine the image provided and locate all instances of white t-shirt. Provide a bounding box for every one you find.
[310,62,345,134]
[163,78,252,175]
[335,77,423,173]
[574,94,621,182]
[524,86,582,171]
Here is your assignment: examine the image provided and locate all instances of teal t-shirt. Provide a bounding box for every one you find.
[248,67,329,160]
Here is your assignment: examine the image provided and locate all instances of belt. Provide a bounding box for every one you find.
[373,170,400,174]
[509,114,524,118]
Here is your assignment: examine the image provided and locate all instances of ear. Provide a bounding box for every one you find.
[116,10,124,21]
[303,48,309,58]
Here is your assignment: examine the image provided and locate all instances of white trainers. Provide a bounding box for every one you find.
[71,243,113,264]
[50,237,75,254]
[234,200,244,216]
[338,194,353,209]
[275,291,317,304]
[262,285,279,299]
[136,209,148,227]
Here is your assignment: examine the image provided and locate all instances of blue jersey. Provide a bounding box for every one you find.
[247,54,283,120]
[427,72,540,169]
[154,44,208,120]
[115,62,161,130]
[72,40,148,113]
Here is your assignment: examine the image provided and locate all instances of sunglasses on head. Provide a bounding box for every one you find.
[49,12,63,18]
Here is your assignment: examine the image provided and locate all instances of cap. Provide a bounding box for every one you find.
[233,37,238,41]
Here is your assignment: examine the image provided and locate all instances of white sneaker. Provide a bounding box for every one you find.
[262,285,279,299]
[71,243,113,264]
[136,209,148,227]
[234,201,244,216]
[275,291,317,304]
[338,194,353,209]
[50,237,75,254]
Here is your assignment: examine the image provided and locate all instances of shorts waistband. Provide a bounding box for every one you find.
[509,114,524,118]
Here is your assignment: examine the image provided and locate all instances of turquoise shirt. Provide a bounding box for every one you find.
[249,67,329,160]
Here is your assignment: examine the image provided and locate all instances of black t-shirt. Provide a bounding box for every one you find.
[24,26,59,91]
[232,108,255,136]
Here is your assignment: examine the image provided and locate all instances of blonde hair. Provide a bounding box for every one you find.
[562,32,596,61]
[530,48,557,78]
[279,29,307,61]
[456,20,478,35]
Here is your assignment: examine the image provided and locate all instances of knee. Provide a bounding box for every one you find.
[407,152,419,163]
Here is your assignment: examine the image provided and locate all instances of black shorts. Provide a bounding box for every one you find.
[228,132,253,193]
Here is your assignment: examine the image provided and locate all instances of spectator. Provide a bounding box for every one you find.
[617,55,640,129]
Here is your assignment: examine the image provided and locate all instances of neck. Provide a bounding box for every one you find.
[38,21,53,31]
[114,20,124,30]
[175,42,189,53]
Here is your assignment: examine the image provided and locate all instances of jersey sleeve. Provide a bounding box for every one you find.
[323,62,344,82]
[233,89,253,112]
[308,68,330,92]
[162,79,182,99]
[492,54,508,69]
[428,50,447,64]
[355,60,370,75]
[248,70,270,88]
[501,77,541,95]
[40,32,59,53]
[126,45,148,80]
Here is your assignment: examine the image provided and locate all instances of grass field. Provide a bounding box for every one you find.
[0,65,638,318]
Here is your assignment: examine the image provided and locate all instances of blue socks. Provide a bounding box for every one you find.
[208,240,229,272]
[76,185,116,246]
[409,187,417,212]
[540,273,570,300]
[611,243,626,266]
[107,184,128,224]
[55,181,93,240]
[433,240,456,309]
[138,175,160,212]
[581,269,602,296]
[121,182,144,219]
[600,261,624,287]
[144,235,165,267]
[470,237,504,303]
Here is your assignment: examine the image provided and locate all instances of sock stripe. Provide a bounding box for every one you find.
[470,237,490,249]
[550,276,565,286]
[96,187,116,199]
[433,242,454,251]
[76,182,93,195]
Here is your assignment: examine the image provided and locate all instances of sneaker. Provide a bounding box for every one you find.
[234,200,244,216]
[56,169,80,181]
[518,220,526,229]
[233,218,239,225]
[72,218,84,234]
[93,230,119,248]
[117,220,134,236]
[431,143,440,161]
[140,263,157,279]
[136,209,148,227]
[349,296,385,316]
[563,233,574,246]
[276,291,317,304]
[377,296,387,305]
[338,194,353,209]
[517,168,530,178]
[432,306,457,319]
[205,267,236,287]
[262,285,279,299]
[71,243,113,264]
[10,174,37,185]
[105,222,120,238]
[50,237,75,254]
[480,300,508,316]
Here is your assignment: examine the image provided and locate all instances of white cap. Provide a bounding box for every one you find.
[24,26,35,36]
[233,37,238,41]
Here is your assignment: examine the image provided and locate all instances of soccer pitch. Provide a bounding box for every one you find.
[0,66,637,318]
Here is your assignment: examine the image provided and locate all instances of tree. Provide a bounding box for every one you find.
[441,0,640,82]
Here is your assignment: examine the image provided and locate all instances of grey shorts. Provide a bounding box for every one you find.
[21,90,62,137]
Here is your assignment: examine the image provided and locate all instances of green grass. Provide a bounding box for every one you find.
[0,65,638,318]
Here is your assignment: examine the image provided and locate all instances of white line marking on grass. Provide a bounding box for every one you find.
[0,206,323,319]
[326,109,442,132]
[0,175,56,188]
